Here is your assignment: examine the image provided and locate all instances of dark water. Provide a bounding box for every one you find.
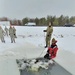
[20,62,72,75]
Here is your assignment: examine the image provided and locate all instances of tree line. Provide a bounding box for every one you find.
[1,15,75,26]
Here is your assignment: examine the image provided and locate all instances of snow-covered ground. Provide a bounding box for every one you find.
[0,26,75,75]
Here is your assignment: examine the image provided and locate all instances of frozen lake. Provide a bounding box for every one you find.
[0,26,75,75]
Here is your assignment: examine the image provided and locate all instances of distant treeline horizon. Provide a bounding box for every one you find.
[0,15,75,26]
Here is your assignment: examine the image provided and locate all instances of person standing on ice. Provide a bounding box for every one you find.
[4,26,9,36]
[0,26,5,43]
[13,26,17,38]
[9,25,15,43]
[43,22,53,48]
[44,38,58,60]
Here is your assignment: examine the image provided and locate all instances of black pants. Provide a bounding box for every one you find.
[44,53,50,60]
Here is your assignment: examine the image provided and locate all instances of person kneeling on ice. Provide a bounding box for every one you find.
[44,38,58,60]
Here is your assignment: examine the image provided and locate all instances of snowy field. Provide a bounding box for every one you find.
[0,26,75,53]
[0,26,75,75]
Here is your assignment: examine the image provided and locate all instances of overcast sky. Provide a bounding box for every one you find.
[0,0,75,20]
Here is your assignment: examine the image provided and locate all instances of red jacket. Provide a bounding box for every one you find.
[48,43,58,59]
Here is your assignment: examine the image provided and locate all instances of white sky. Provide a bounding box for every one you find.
[0,0,75,19]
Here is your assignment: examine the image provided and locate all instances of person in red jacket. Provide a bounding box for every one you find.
[44,38,58,60]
